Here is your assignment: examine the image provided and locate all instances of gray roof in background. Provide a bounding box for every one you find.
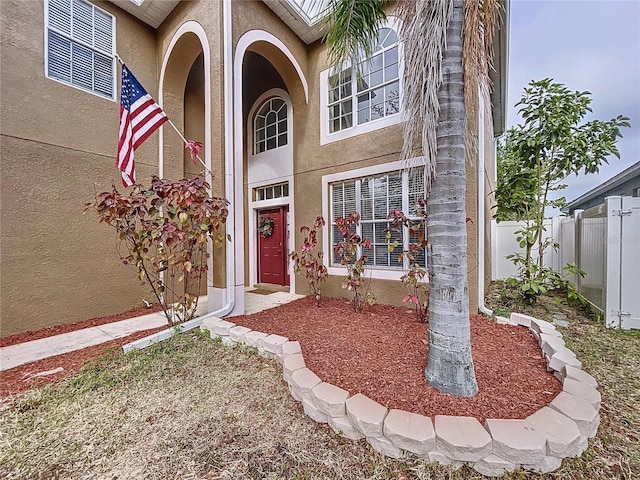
[562,160,640,212]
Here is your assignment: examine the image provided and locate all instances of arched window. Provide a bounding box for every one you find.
[327,26,399,133]
[254,97,287,154]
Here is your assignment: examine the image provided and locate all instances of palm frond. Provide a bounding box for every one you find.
[397,0,452,184]
[325,0,388,69]
[463,0,503,162]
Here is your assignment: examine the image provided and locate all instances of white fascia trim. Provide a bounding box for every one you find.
[319,16,402,146]
[320,157,426,282]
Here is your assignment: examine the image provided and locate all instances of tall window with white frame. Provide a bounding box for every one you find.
[45,0,115,99]
[327,27,400,134]
[254,97,287,154]
[330,167,426,269]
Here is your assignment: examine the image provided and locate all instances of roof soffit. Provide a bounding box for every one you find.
[108,0,180,29]
[262,0,330,44]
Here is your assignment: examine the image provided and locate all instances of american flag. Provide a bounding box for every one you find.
[117,64,168,187]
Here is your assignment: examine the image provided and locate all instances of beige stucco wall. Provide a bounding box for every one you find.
[0,0,159,336]
[1,0,499,335]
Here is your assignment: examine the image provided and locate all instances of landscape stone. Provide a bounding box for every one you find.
[548,348,582,372]
[426,451,464,469]
[244,330,267,348]
[262,334,289,358]
[291,368,322,403]
[485,419,546,464]
[510,312,537,328]
[552,314,570,327]
[540,334,565,359]
[346,393,388,438]
[562,378,601,409]
[329,415,364,440]
[221,336,236,347]
[472,454,517,477]
[212,320,236,336]
[301,398,329,424]
[281,340,302,357]
[523,455,562,474]
[538,325,561,339]
[288,382,301,402]
[530,318,556,334]
[574,437,589,456]
[525,407,582,457]
[496,315,517,326]
[367,436,403,459]
[229,325,251,344]
[531,330,541,344]
[549,391,600,438]
[200,317,223,336]
[283,354,306,383]
[434,415,492,462]
[383,409,435,455]
[244,331,268,349]
[563,365,598,387]
[311,382,349,418]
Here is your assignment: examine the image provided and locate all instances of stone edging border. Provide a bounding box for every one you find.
[200,312,600,477]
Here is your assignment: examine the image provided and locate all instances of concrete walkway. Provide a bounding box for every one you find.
[0,289,303,372]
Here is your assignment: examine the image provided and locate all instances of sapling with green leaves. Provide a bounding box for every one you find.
[497,78,629,303]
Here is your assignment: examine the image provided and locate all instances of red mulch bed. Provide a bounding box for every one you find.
[2,296,562,423]
[0,304,163,348]
[0,327,166,398]
[230,296,562,422]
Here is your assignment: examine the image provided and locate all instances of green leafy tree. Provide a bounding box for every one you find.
[497,79,630,302]
[494,139,539,222]
[325,0,502,396]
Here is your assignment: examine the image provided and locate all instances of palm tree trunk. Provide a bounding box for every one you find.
[424,0,478,397]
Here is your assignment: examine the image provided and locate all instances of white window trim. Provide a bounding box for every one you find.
[44,0,117,101]
[246,89,293,162]
[319,16,402,146]
[321,157,427,282]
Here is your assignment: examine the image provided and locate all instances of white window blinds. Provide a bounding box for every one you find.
[46,0,115,99]
[330,167,426,269]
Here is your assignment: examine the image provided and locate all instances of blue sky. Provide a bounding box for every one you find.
[506,0,640,212]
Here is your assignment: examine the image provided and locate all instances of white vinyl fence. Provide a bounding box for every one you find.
[492,196,640,330]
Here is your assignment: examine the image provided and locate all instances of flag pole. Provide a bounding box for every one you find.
[115,53,212,178]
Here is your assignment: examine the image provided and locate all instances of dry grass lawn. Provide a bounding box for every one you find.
[1,285,638,479]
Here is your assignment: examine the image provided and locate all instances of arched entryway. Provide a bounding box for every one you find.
[233,31,308,306]
[158,23,228,309]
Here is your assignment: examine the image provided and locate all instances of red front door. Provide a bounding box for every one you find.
[258,207,289,286]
